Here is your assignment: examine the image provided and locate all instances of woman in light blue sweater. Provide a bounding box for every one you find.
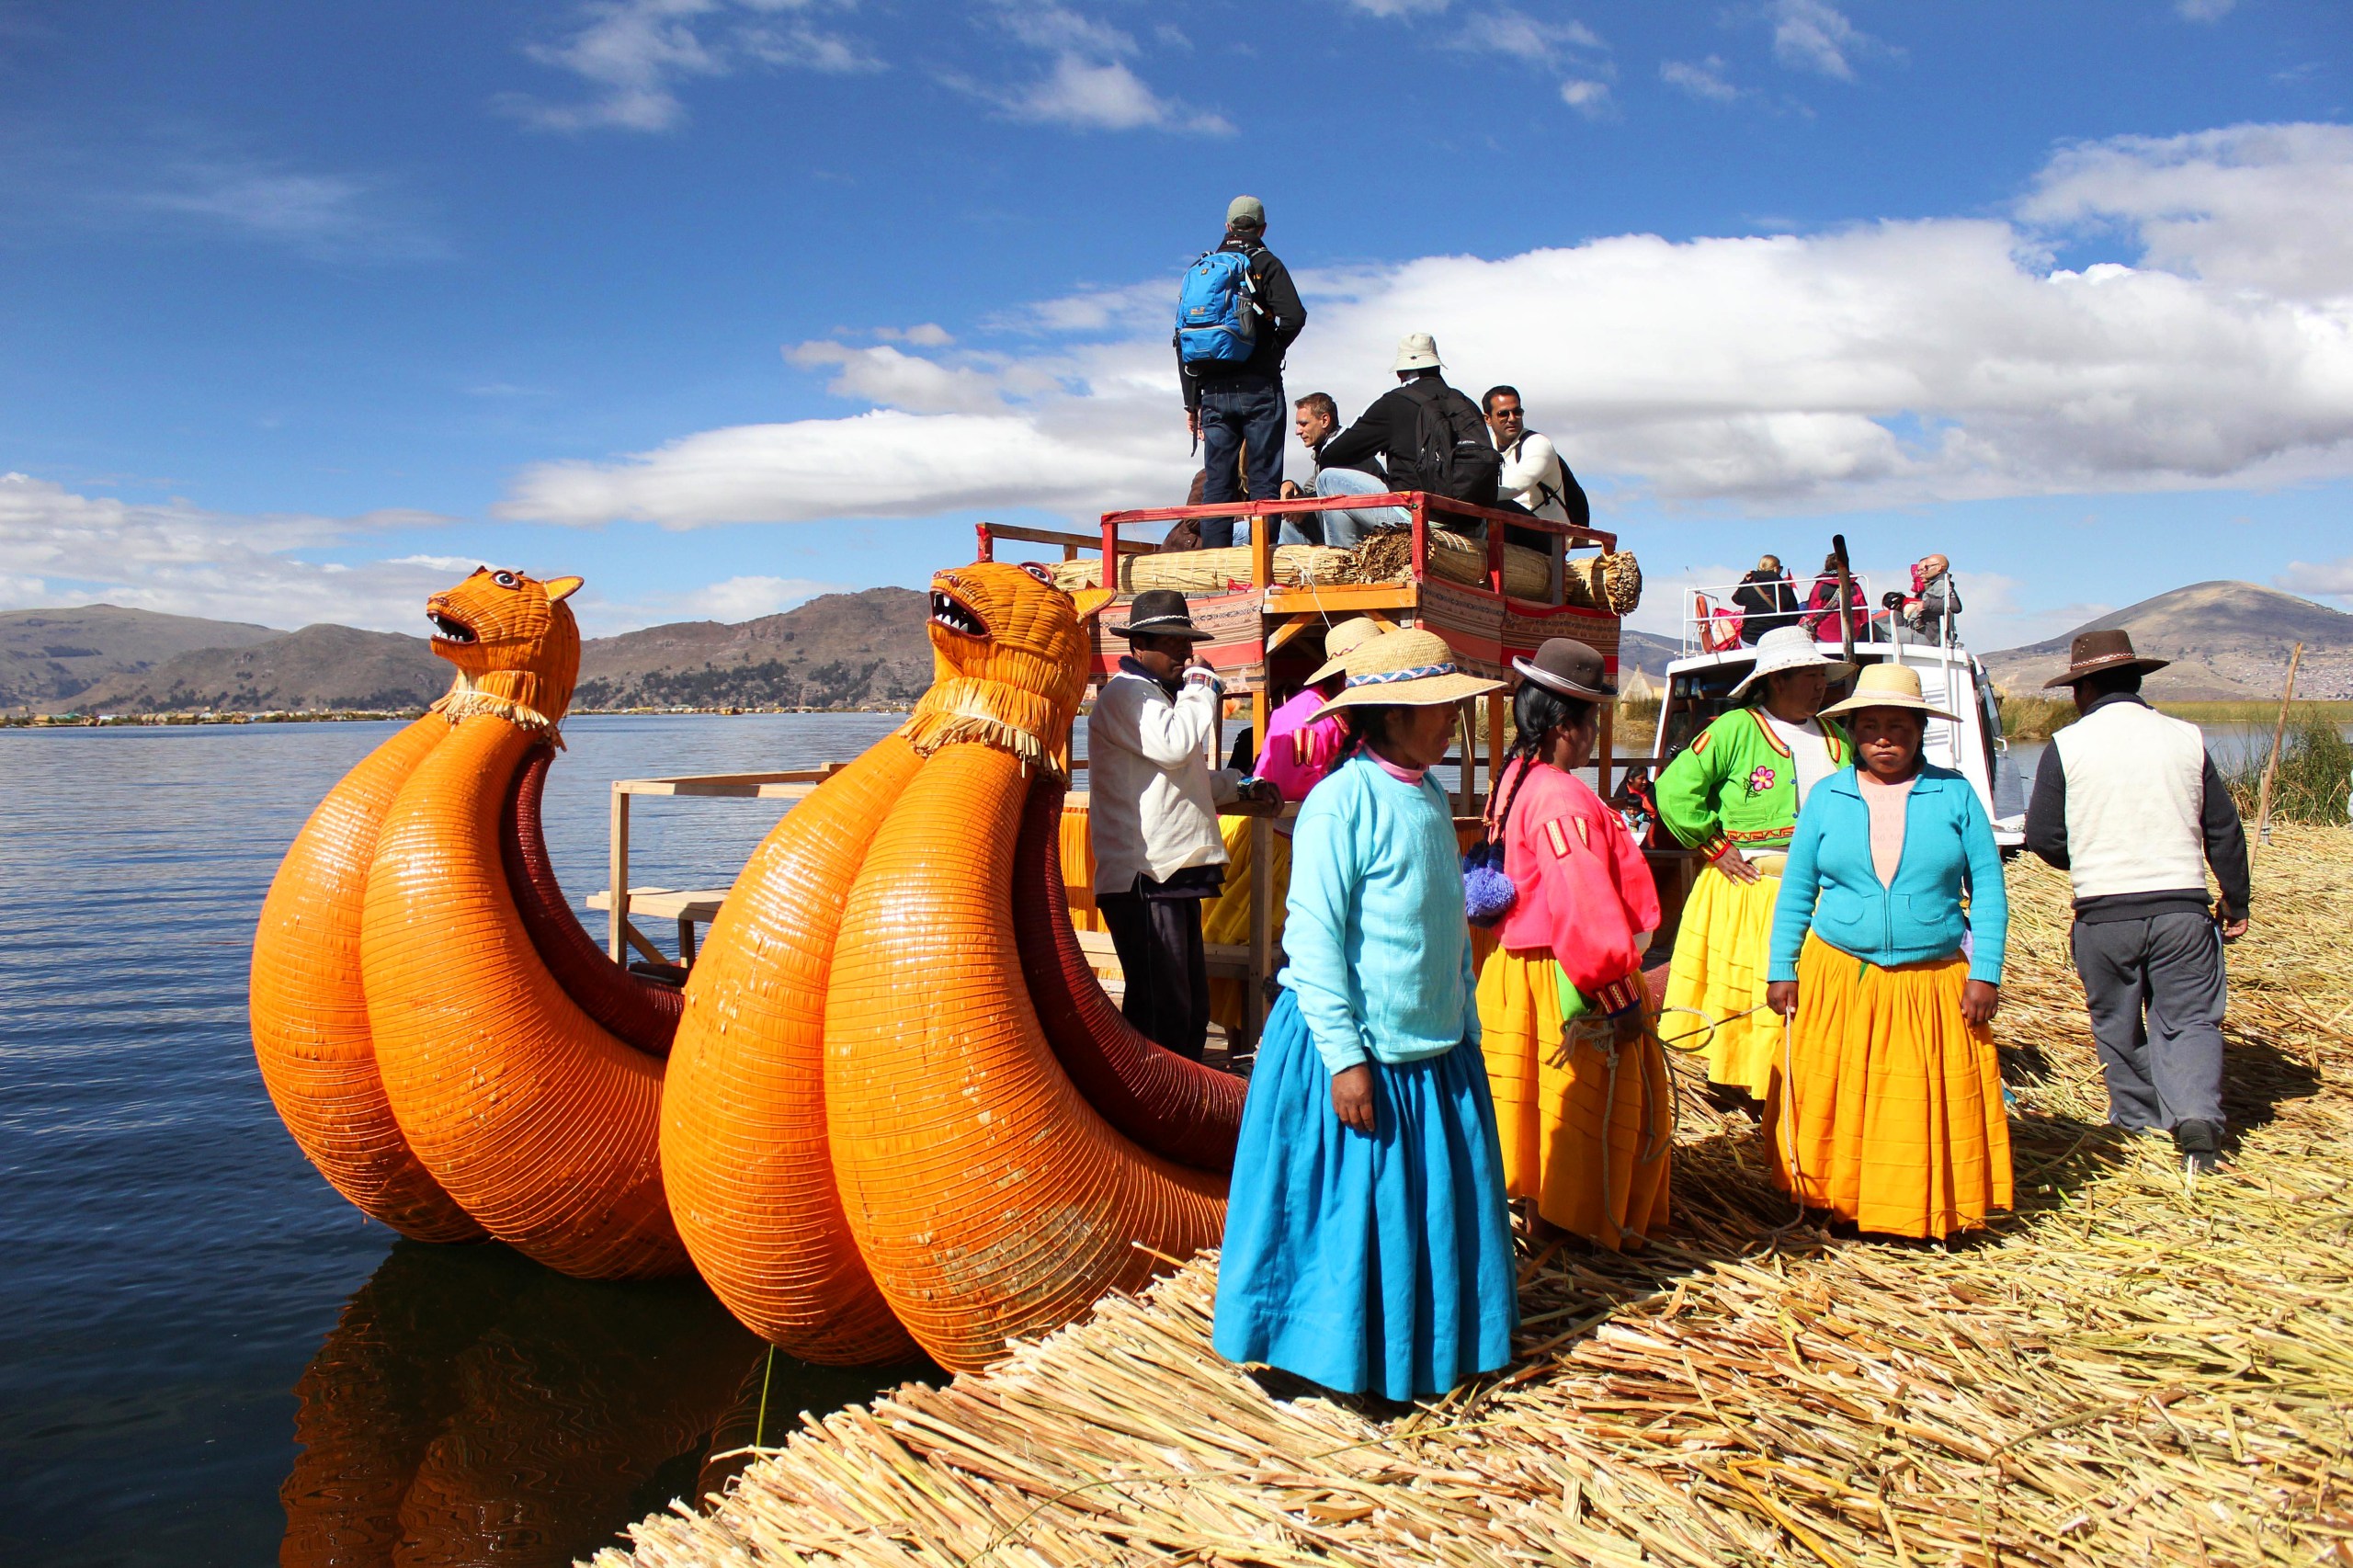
[1212,631,1518,1402]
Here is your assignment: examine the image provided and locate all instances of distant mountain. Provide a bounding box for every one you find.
[71,624,454,714]
[0,605,278,710]
[574,587,930,711]
[1983,581,2352,701]
[1618,628,1678,679]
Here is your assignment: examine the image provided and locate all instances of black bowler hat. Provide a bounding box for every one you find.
[1512,637,1615,701]
[1116,588,1214,642]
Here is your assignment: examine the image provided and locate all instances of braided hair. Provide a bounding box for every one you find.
[1490,681,1598,839]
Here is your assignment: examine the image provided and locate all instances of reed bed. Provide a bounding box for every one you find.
[601,827,2352,1568]
[2225,716,2353,827]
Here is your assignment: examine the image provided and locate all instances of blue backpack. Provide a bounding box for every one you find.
[1175,249,1259,369]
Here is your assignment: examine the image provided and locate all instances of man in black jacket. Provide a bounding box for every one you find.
[1178,196,1307,549]
[1730,555,1802,643]
[1313,333,1490,533]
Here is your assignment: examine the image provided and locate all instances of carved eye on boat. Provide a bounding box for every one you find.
[493,571,519,588]
[1019,562,1055,587]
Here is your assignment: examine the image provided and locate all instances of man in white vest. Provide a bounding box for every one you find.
[2026,630,2251,1174]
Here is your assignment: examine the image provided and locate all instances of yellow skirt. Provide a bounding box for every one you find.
[1766,935,2013,1240]
[1476,948,1672,1250]
[1201,817,1290,1032]
[1661,861,1782,1096]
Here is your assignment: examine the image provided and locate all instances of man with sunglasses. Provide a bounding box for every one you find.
[1483,386,1588,529]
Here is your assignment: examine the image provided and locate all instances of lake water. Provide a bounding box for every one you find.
[0,714,927,1568]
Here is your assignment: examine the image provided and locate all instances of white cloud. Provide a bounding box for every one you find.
[1661,56,1741,102]
[1339,0,1450,15]
[0,473,465,631]
[591,573,842,631]
[954,6,1232,136]
[995,55,1233,134]
[2177,0,2235,19]
[1560,78,1612,117]
[1769,0,1883,81]
[2019,122,2353,301]
[502,122,2353,534]
[503,0,877,134]
[130,159,445,261]
[2281,555,2353,603]
[1455,9,1603,62]
[876,323,954,347]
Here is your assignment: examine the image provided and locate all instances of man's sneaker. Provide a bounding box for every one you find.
[2174,1119,2227,1175]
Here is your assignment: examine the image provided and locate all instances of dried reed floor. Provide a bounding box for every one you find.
[600,827,2352,1568]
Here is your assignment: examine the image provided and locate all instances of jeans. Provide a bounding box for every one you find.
[2071,911,2228,1130]
[1279,465,1410,548]
[1196,377,1285,549]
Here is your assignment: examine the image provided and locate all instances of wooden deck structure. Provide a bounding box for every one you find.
[599,494,1624,1044]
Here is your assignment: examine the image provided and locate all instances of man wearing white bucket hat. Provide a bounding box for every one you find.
[1655,625,1855,1101]
[1312,334,1502,528]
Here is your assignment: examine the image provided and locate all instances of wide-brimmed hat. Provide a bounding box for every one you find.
[1303,617,1389,686]
[1821,663,1959,722]
[1309,628,1503,722]
[1512,637,1615,702]
[1392,332,1442,372]
[1115,588,1213,642]
[1727,624,1855,699]
[2041,628,2170,688]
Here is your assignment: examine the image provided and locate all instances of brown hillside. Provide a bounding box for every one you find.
[1984,581,2351,700]
[74,624,454,713]
[0,604,278,710]
[574,587,929,710]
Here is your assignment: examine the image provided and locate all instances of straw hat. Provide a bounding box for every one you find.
[2040,628,2169,688]
[1309,628,1503,722]
[1727,624,1855,699]
[1820,662,1959,722]
[1303,617,1390,686]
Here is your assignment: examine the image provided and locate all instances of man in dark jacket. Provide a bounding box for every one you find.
[1731,555,1802,643]
[1313,333,1490,532]
[1178,196,1307,549]
[2026,630,2251,1175]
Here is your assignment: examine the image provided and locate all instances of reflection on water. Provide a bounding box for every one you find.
[280,1243,932,1567]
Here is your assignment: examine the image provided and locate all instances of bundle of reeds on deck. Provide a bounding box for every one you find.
[1348,528,1643,614]
[1046,545,1353,596]
[605,825,2352,1568]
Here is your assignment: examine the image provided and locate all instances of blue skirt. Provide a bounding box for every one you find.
[1211,990,1518,1401]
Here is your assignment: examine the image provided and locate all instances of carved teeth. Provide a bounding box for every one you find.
[929,591,985,639]
[429,611,477,644]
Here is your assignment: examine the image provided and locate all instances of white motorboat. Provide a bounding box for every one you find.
[1649,575,2028,849]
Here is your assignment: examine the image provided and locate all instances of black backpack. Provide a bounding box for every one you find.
[1400,380,1502,506]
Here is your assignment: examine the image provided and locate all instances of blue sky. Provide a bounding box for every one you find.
[2,0,2348,644]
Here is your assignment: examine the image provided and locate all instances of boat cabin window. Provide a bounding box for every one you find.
[1659,664,1750,765]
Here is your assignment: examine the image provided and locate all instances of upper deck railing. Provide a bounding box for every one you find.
[977,491,1615,607]
[1679,574,1965,659]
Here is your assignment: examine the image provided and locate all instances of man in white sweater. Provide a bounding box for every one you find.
[1092,589,1279,1061]
[1482,385,1588,528]
[2026,631,2251,1174]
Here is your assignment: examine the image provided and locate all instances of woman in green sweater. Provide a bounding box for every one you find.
[1656,627,1851,1099]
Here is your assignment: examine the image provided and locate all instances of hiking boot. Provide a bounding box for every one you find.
[2173,1119,2228,1175]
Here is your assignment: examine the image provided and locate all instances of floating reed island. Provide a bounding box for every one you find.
[601,827,2352,1568]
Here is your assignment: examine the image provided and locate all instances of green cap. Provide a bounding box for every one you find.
[1226,194,1266,229]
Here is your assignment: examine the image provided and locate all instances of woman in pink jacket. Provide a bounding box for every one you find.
[1475,639,1668,1249]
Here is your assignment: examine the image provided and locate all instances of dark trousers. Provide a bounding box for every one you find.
[1196,376,1284,549]
[2071,911,2228,1131]
[1098,891,1211,1062]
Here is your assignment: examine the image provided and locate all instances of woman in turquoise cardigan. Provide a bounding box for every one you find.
[1212,630,1518,1402]
[1764,664,2012,1241]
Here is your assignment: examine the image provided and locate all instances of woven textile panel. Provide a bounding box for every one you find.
[1087,589,1267,691]
[1502,600,1621,674]
[1411,577,1506,679]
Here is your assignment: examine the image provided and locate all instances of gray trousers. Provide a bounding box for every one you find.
[2070,912,2227,1131]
